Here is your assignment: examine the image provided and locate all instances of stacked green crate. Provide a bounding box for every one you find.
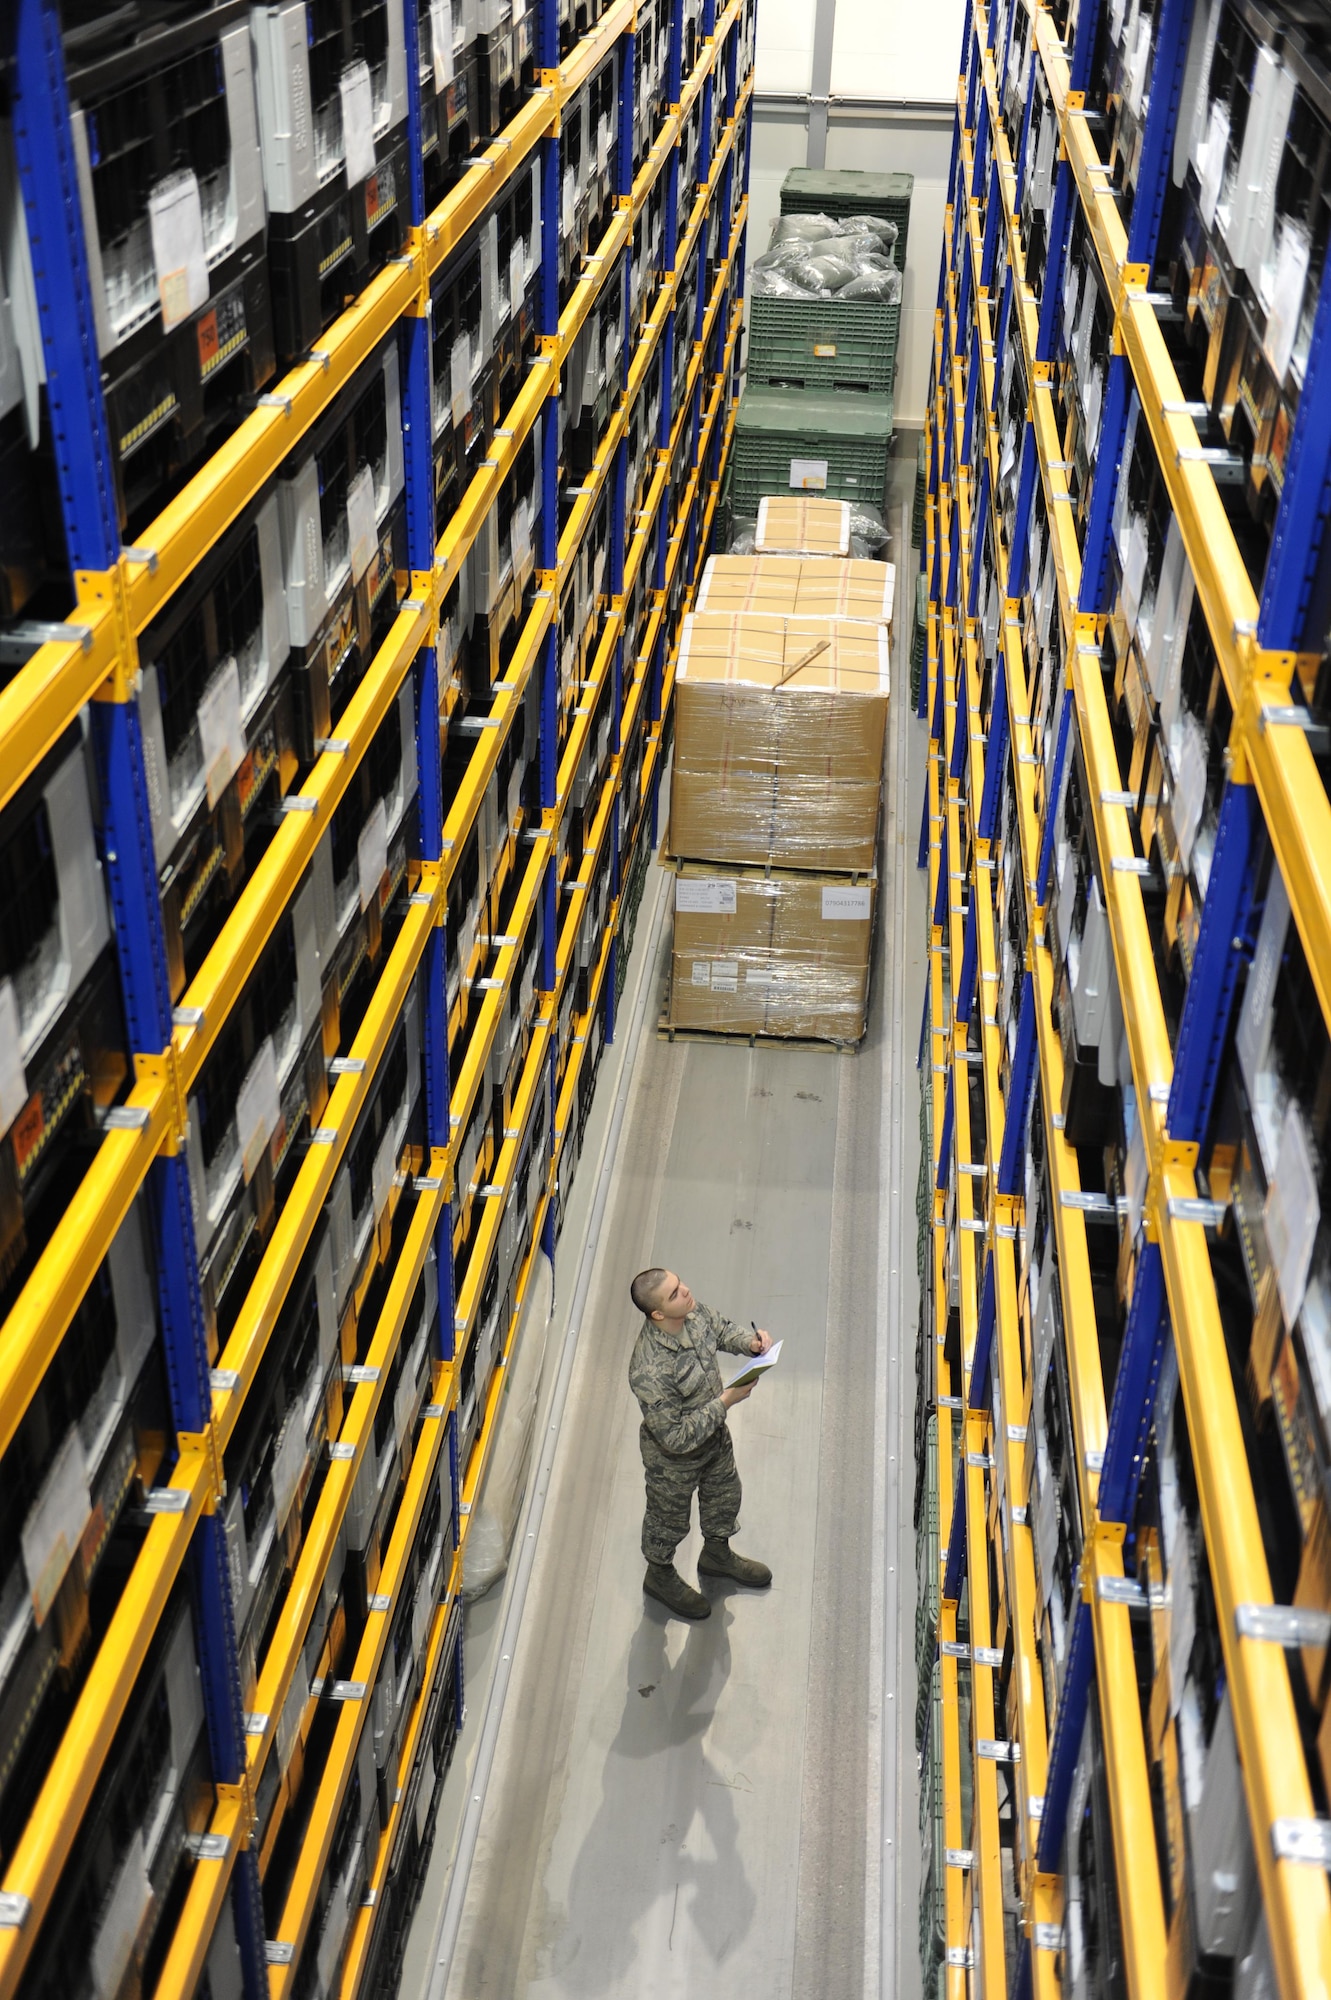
[780,168,914,269]
[911,569,928,707]
[746,290,898,396]
[709,459,733,555]
[730,386,893,516]
[915,1413,940,1747]
[913,431,927,547]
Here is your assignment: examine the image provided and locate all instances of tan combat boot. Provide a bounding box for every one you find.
[698,1539,772,1587]
[644,1562,711,1619]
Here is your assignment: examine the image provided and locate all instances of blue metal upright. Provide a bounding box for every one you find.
[539,0,562,1267]
[1259,251,1331,651]
[403,0,458,1388]
[10,5,267,1986]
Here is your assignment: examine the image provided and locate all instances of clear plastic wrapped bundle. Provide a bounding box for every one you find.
[670,612,890,872]
[668,863,876,1043]
[753,215,901,298]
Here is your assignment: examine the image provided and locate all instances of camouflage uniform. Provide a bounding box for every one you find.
[628,1300,756,1564]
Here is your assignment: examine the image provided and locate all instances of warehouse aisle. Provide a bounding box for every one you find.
[405,457,926,2000]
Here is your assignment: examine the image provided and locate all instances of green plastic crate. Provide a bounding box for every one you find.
[780,168,915,269]
[746,291,900,395]
[911,570,928,708]
[708,458,733,555]
[915,1414,940,1747]
[913,430,927,547]
[730,386,893,517]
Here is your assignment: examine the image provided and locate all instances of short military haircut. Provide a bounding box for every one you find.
[630,1267,670,1316]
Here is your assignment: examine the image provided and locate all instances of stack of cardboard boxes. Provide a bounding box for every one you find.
[664,497,891,1044]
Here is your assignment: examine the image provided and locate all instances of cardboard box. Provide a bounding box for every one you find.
[667,862,875,1042]
[670,612,889,871]
[695,554,895,628]
[755,495,851,555]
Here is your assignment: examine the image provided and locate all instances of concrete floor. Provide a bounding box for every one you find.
[400,445,928,2000]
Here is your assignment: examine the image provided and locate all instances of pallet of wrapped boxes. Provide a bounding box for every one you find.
[663,591,891,1046]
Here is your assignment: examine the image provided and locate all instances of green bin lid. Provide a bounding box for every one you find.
[735,385,894,441]
[780,168,914,204]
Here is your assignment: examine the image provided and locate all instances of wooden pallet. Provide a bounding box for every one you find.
[657,1013,863,1053]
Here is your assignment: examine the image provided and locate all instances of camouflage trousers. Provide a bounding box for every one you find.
[639,1422,742,1565]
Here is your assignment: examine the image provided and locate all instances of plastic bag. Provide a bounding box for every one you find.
[839,266,903,301]
[752,240,816,272]
[729,517,758,554]
[792,252,859,290]
[461,1252,554,1601]
[752,266,827,298]
[840,214,899,252]
[769,211,842,242]
[850,502,889,550]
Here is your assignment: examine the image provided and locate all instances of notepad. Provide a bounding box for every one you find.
[723,1340,782,1390]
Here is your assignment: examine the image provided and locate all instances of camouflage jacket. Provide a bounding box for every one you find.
[629,1301,756,1455]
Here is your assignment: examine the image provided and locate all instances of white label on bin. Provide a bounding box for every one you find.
[272,1413,307,1532]
[237,1035,280,1183]
[91,1832,152,2000]
[1198,102,1228,230]
[22,1426,91,1626]
[276,1664,308,1773]
[149,170,209,331]
[822,885,872,920]
[690,961,712,986]
[1263,223,1310,386]
[710,960,739,991]
[1121,514,1149,633]
[358,799,390,912]
[346,463,378,584]
[451,334,471,426]
[1267,1101,1319,1329]
[430,0,455,89]
[812,342,837,357]
[676,878,736,914]
[0,981,27,1137]
[1172,716,1208,870]
[198,656,246,807]
[317,1880,349,2000]
[790,457,828,491]
[509,242,525,317]
[341,62,376,187]
[562,168,575,236]
[416,1747,437,1842]
[512,497,532,573]
[372,1128,397,1224]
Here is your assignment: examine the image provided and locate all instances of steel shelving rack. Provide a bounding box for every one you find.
[0,0,752,1992]
[921,1,1331,1998]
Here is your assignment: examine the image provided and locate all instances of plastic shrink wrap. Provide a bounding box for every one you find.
[667,864,876,1043]
[669,612,890,872]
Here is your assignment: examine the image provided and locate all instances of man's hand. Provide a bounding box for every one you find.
[721,1381,756,1409]
[750,1327,772,1355]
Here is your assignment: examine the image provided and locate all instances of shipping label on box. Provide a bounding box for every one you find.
[669,865,876,1042]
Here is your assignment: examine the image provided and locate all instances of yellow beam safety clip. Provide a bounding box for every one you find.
[215,1774,258,1848]
[178,1420,225,1512]
[1116,262,1150,324]
[410,572,439,629]
[403,225,431,314]
[80,558,142,704]
[135,1044,189,1155]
